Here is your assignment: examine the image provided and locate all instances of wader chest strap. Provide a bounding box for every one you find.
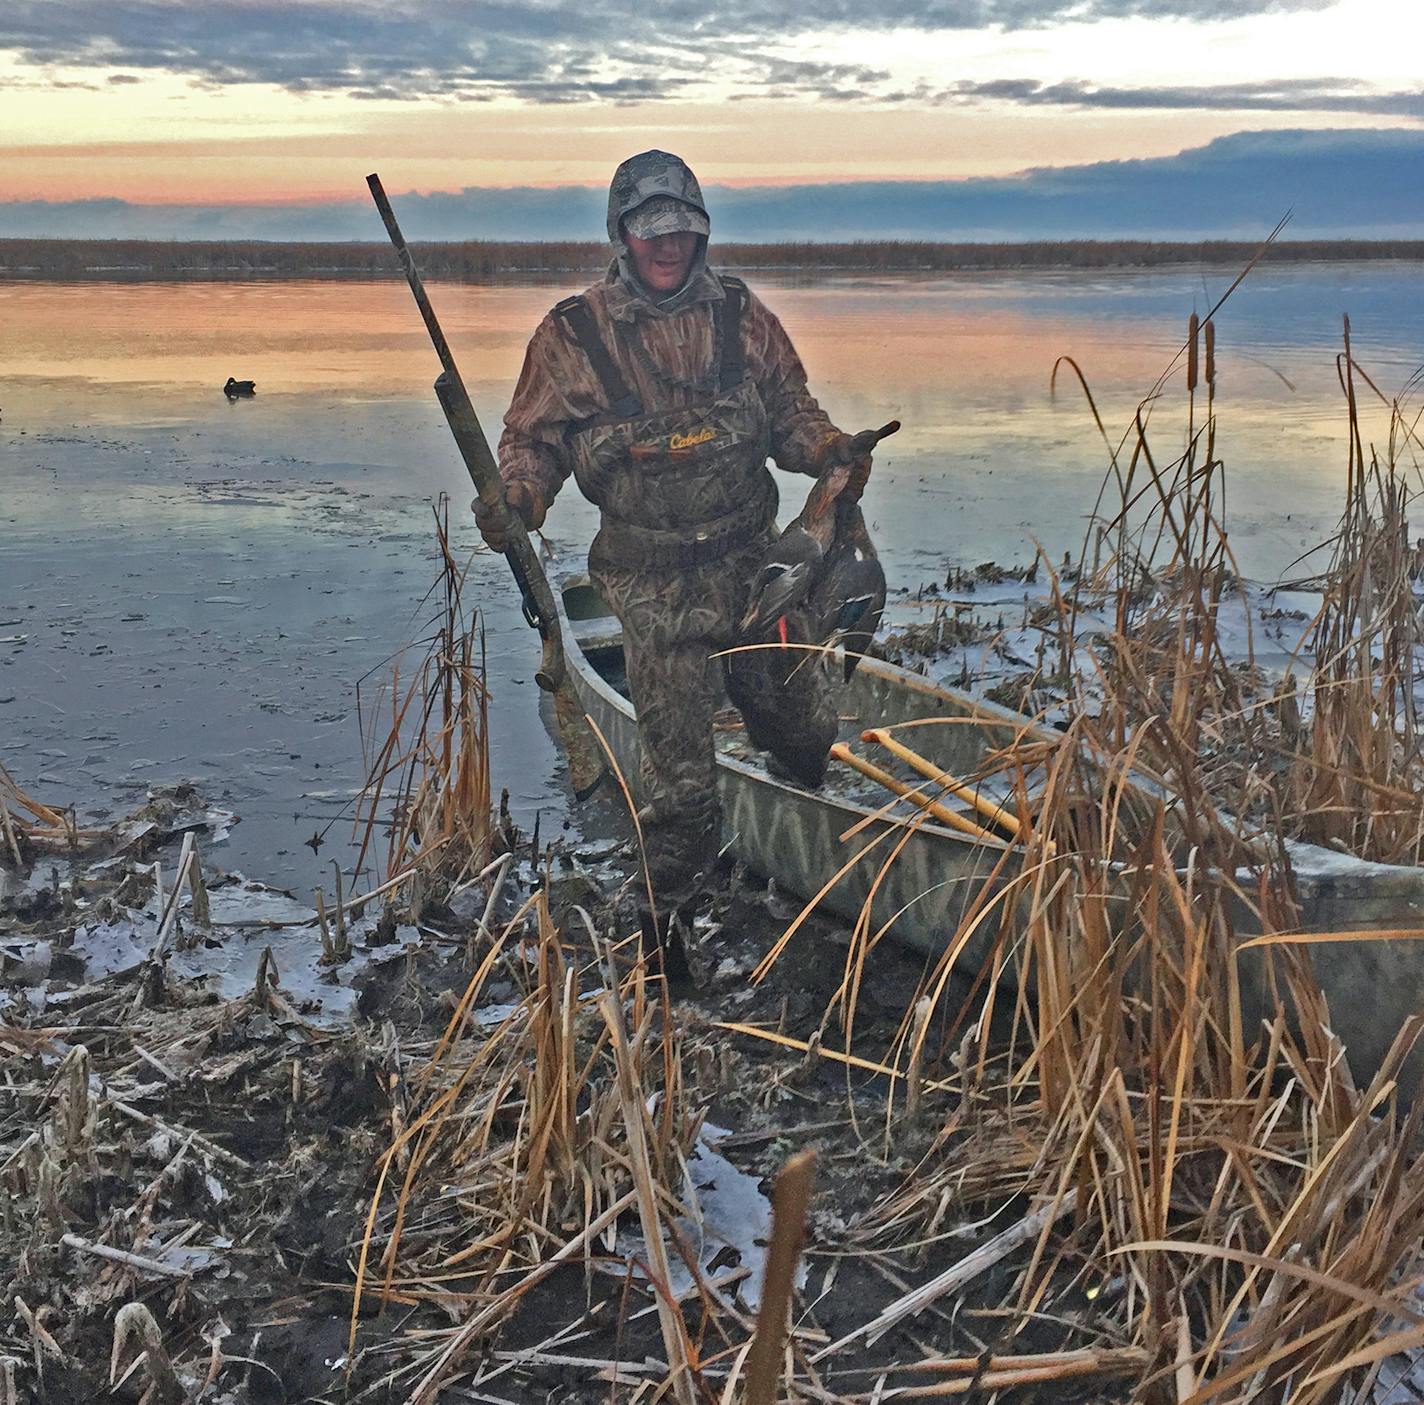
[718,277,746,392]
[555,295,644,418]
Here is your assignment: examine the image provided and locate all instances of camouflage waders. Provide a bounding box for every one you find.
[561,281,838,910]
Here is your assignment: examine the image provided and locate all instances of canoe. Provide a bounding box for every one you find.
[556,574,1424,1089]
[559,574,1035,949]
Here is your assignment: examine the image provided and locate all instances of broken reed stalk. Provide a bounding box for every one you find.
[0,764,113,857]
[888,1346,1151,1378]
[109,1303,182,1405]
[0,801,22,868]
[743,1150,817,1405]
[903,995,934,1123]
[64,1232,189,1280]
[854,1347,1149,1399]
[818,1190,1080,1360]
[150,831,197,955]
[0,761,65,829]
[716,1020,958,1093]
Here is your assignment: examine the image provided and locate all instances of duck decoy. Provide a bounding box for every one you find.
[223,377,256,397]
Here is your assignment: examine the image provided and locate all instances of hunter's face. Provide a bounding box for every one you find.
[624,230,698,294]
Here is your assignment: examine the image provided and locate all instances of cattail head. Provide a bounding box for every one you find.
[1187,312,1199,393]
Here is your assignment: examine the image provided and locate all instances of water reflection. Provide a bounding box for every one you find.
[2,267,1420,889]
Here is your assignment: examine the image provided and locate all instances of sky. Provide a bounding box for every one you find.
[1,0,1421,239]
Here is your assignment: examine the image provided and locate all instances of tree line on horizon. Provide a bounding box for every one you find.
[1,237,1422,280]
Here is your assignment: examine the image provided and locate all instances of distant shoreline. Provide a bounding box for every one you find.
[2,237,1422,281]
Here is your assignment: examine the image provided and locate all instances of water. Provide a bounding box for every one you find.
[3,264,1421,891]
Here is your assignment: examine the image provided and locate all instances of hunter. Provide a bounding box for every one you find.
[477,149,886,975]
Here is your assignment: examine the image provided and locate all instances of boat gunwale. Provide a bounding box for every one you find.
[555,576,1018,853]
[555,573,1424,893]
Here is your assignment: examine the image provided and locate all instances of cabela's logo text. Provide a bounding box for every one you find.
[669,427,716,451]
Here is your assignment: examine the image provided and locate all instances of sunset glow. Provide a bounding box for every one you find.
[1,0,1420,234]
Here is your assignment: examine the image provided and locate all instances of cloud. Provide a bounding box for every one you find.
[944,78,1424,117]
[3,128,1422,242]
[0,0,1339,104]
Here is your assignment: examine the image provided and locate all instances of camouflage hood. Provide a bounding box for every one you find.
[606,149,719,316]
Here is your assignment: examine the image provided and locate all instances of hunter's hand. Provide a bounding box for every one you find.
[831,420,899,502]
[474,482,546,552]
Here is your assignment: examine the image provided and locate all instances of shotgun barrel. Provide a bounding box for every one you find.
[366,172,605,799]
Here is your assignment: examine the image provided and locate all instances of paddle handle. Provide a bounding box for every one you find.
[829,744,1006,845]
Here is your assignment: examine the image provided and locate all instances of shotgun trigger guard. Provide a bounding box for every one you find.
[506,554,547,633]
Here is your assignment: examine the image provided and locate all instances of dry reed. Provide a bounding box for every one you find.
[348,893,709,1401]
[749,309,1424,1404]
[1283,330,1424,862]
[352,496,493,895]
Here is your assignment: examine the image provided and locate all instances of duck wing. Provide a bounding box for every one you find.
[738,524,824,635]
[831,556,886,680]
[807,503,886,679]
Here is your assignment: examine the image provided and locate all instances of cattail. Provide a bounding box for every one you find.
[1187,312,1199,392]
[1204,318,1215,391]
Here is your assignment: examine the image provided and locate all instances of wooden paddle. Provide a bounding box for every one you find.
[862,728,1023,837]
[830,743,1007,845]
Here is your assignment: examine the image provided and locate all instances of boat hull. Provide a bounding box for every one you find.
[562,576,1074,989]
[556,575,1424,1092]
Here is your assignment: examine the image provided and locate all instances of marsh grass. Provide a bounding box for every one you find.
[353,498,493,896]
[751,311,1424,1402]
[347,894,709,1402]
[1283,336,1424,863]
[344,305,1424,1404]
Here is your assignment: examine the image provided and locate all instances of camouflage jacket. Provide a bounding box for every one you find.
[498,265,842,510]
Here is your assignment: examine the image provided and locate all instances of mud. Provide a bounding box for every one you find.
[0,793,1122,1404]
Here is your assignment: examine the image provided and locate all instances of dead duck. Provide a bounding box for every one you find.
[739,523,824,637]
[223,377,256,397]
[738,455,858,637]
[809,503,886,680]
[740,420,899,640]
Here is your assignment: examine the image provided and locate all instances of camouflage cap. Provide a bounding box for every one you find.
[623,194,710,241]
[607,150,710,243]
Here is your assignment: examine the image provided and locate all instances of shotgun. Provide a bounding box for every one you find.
[366,172,606,799]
